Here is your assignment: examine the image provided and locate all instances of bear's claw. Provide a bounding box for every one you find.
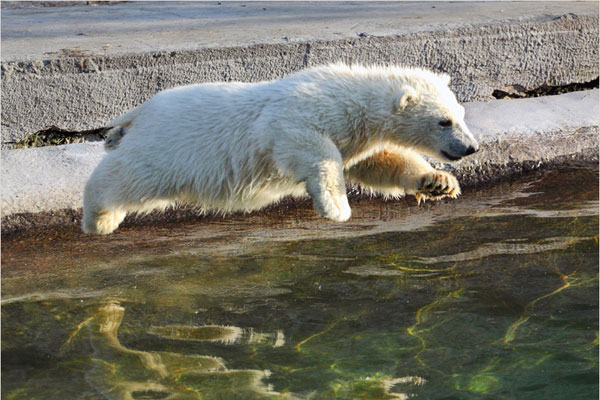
[416,171,461,204]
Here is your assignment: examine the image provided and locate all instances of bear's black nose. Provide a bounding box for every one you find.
[465,145,478,156]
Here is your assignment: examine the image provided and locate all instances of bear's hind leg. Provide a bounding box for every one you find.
[82,156,132,235]
[82,207,127,235]
[82,198,174,234]
[82,153,177,234]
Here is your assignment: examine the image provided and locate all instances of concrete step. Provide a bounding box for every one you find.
[2,90,598,231]
[1,2,598,145]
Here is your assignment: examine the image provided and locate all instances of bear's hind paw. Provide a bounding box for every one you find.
[82,210,126,235]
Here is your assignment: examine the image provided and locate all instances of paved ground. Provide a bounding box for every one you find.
[2,1,597,62]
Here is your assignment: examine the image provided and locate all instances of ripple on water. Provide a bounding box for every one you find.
[1,164,598,399]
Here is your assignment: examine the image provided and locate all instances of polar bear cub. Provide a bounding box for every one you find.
[82,64,478,234]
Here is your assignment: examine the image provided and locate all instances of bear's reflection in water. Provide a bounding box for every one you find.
[149,325,285,348]
[77,302,283,400]
[68,304,421,399]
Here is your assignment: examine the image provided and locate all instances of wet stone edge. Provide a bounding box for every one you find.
[2,151,597,237]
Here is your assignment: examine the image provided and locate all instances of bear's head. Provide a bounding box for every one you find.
[386,70,479,162]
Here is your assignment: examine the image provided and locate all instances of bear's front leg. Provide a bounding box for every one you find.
[304,158,351,222]
[273,132,351,222]
[346,146,461,203]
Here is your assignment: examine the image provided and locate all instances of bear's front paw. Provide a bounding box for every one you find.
[416,170,461,204]
[313,192,352,222]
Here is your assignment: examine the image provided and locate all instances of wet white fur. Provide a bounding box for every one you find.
[82,64,477,234]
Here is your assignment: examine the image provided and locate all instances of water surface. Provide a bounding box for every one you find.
[2,165,598,399]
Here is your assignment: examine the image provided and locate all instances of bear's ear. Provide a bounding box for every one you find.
[439,73,451,86]
[394,87,419,112]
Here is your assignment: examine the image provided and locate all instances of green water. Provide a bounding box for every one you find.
[2,165,598,400]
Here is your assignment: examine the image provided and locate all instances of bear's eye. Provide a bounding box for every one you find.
[439,119,452,128]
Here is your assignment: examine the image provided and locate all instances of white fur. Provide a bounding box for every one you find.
[82,64,478,234]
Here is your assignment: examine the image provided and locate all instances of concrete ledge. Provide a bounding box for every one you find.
[1,143,105,216]
[2,2,598,144]
[453,89,599,176]
[2,90,598,233]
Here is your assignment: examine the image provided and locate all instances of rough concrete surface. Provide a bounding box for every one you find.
[2,90,598,232]
[1,2,597,61]
[1,2,598,144]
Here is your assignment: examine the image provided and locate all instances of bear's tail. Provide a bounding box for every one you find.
[104,126,126,151]
[103,105,143,151]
